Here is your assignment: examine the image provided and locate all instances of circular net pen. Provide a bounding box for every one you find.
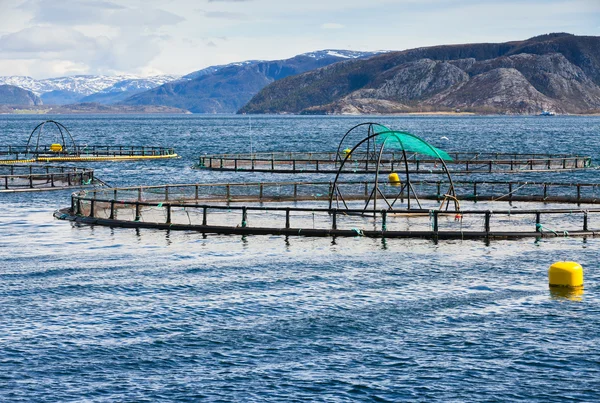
[56,180,600,239]
[197,151,592,175]
[0,120,178,163]
[1,165,98,192]
[196,122,592,175]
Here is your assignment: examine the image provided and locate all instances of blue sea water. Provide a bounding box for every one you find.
[1,114,600,402]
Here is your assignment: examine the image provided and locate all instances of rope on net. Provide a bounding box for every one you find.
[491,182,529,202]
[536,223,569,237]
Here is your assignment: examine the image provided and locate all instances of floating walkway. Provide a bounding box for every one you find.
[196,151,592,174]
[0,120,178,163]
[55,180,600,239]
[0,145,178,163]
[1,165,99,192]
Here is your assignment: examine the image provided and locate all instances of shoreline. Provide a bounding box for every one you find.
[1,109,599,116]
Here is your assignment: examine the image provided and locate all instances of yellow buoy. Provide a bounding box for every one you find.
[343,148,352,157]
[548,261,583,288]
[50,143,63,152]
[388,172,401,186]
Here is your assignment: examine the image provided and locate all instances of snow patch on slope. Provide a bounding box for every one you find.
[0,75,180,96]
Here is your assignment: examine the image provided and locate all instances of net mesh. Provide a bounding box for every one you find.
[375,131,453,161]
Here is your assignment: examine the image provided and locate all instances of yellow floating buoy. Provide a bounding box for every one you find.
[548,261,583,288]
[343,148,352,157]
[50,143,63,152]
[388,172,401,186]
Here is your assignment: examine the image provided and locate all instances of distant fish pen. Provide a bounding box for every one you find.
[0,145,178,163]
[196,151,592,174]
[196,122,591,174]
[55,180,600,239]
[1,165,97,192]
[0,120,178,163]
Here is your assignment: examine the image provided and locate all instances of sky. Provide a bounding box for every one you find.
[0,0,598,79]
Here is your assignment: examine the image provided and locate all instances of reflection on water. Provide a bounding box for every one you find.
[549,286,584,301]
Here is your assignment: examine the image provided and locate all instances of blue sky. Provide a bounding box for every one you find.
[0,0,598,78]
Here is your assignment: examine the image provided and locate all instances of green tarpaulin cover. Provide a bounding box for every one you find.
[375,130,453,161]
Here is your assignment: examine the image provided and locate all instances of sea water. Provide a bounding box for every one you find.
[1,115,600,401]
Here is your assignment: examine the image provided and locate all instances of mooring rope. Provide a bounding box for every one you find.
[491,182,529,201]
[535,223,569,236]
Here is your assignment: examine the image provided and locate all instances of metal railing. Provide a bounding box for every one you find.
[197,151,593,174]
[1,165,94,190]
[60,180,600,239]
[0,145,176,159]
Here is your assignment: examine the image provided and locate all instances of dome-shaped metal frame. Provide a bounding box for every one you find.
[329,129,459,215]
[25,120,78,155]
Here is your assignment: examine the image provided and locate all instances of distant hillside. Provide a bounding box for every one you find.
[240,34,600,115]
[121,50,381,113]
[0,103,188,114]
[50,103,188,114]
[41,90,84,105]
[80,76,180,104]
[0,85,42,106]
[0,74,179,105]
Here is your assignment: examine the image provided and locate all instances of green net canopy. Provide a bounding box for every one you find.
[375,131,453,161]
[371,123,392,134]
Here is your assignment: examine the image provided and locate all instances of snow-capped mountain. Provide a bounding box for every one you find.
[79,76,181,104]
[301,49,386,60]
[0,49,382,109]
[181,51,382,81]
[122,49,384,113]
[0,74,180,96]
[91,75,181,94]
[182,61,261,80]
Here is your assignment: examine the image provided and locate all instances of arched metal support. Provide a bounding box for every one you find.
[25,120,78,155]
[329,130,458,215]
[334,122,391,169]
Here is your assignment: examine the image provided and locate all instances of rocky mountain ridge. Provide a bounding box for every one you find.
[121,50,383,113]
[0,85,42,106]
[240,34,600,115]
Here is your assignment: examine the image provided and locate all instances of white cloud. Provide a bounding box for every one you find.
[0,26,98,54]
[0,24,164,77]
[203,11,249,19]
[0,0,598,78]
[21,0,184,28]
[321,23,344,30]
[0,0,185,77]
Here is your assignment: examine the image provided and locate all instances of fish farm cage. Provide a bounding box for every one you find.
[55,180,600,239]
[1,165,97,192]
[195,151,592,174]
[197,151,592,174]
[53,121,600,239]
[196,122,592,174]
[0,120,178,163]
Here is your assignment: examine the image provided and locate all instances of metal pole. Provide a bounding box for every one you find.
[332,209,337,230]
